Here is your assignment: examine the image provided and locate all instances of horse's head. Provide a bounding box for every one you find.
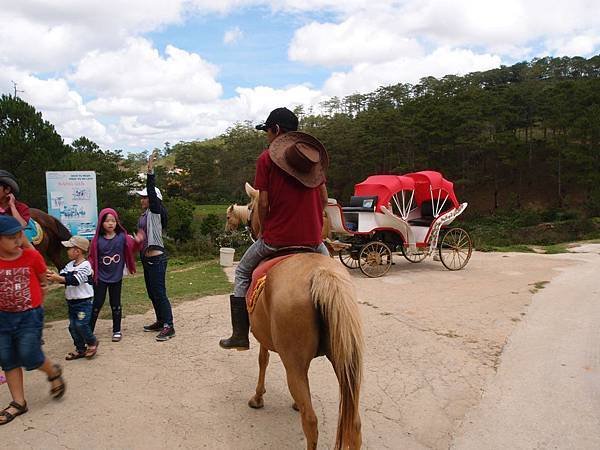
[225,204,241,231]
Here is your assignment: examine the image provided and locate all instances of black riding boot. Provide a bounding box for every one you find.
[219,295,250,350]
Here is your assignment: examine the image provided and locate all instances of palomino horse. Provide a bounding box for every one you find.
[234,183,363,449]
[225,182,331,242]
[29,208,71,269]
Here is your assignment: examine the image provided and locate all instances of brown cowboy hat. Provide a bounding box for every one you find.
[268,132,329,188]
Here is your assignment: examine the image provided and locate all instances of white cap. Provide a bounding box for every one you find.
[136,187,163,200]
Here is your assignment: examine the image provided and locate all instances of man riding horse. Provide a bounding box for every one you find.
[219,107,330,350]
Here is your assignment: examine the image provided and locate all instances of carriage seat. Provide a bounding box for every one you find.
[408,200,453,227]
[341,196,378,212]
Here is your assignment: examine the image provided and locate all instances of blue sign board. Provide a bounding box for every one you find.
[46,171,98,238]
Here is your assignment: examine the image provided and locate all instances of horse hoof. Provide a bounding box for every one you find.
[292,402,299,411]
[248,397,264,409]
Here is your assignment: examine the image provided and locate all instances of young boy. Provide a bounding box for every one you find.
[47,236,98,360]
[0,215,66,426]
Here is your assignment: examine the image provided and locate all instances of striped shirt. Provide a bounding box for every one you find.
[137,172,167,254]
[60,260,94,300]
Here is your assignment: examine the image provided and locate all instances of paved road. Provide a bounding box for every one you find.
[452,245,600,450]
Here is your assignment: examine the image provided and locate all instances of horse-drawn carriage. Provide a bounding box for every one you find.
[325,170,473,277]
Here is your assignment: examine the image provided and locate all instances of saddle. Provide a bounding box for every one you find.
[24,218,44,245]
[246,246,318,313]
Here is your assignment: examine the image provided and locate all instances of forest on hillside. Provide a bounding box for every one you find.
[1,55,599,250]
[167,55,600,216]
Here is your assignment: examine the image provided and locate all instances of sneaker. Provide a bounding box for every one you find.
[156,325,175,342]
[143,321,163,332]
[112,332,122,342]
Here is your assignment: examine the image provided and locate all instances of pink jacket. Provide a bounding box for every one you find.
[89,208,136,283]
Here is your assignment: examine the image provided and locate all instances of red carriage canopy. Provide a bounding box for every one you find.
[353,171,459,211]
[354,175,415,212]
[405,171,459,208]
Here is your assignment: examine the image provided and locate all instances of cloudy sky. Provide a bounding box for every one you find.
[1,1,599,152]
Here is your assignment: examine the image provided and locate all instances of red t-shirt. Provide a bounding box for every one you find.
[0,248,46,312]
[253,150,323,247]
[0,200,31,223]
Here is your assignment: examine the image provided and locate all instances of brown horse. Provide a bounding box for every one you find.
[238,184,364,449]
[225,182,331,242]
[30,208,71,269]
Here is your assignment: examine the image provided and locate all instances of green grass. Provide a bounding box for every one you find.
[477,243,573,254]
[477,244,535,253]
[195,204,229,217]
[540,243,570,254]
[43,259,232,322]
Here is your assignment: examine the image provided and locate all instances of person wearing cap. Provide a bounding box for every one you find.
[47,236,98,359]
[0,170,30,227]
[219,107,330,351]
[134,151,175,341]
[0,215,66,425]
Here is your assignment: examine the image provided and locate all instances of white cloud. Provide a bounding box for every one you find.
[288,0,600,65]
[70,38,222,103]
[0,66,111,146]
[0,0,184,72]
[322,47,502,96]
[2,0,600,152]
[289,17,423,66]
[223,26,244,45]
[545,32,600,57]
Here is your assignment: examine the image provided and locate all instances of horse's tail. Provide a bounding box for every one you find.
[311,267,363,450]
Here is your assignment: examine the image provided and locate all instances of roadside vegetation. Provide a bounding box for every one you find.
[44,258,231,322]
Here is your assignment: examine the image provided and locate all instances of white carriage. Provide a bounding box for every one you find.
[325,171,472,277]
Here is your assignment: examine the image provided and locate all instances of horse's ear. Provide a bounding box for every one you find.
[227,205,233,213]
[245,182,258,199]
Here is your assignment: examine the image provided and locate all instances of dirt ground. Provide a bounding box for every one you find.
[0,250,586,449]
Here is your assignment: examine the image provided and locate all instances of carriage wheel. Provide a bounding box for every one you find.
[339,248,360,269]
[358,241,393,278]
[401,245,427,263]
[439,228,472,271]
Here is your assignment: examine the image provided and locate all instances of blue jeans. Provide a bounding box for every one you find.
[0,307,45,371]
[141,253,173,327]
[67,298,97,353]
[233,239,330,297]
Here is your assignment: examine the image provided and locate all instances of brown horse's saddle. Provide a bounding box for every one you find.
[246,255,290,313]
[246,246,318,313]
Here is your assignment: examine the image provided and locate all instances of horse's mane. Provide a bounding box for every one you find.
[231,204,250,223]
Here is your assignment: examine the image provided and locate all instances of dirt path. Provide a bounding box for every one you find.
[452,244,600,450]
[0,250,590,449]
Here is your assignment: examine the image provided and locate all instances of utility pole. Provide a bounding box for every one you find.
[11,80,24,98]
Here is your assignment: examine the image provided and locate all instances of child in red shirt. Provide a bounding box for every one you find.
[0,216,66,426]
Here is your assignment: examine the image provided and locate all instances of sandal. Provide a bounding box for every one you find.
[85,341,99,359]
[48,364,66,400]
[112,332,122,342]
[65,351,86,361]
[0,401,28,425]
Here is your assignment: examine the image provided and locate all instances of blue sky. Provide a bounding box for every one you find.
[1,0,599,152]
[148,7,337,97]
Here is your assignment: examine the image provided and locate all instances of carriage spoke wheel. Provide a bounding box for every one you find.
[401,245,427,263]
[339,248,360,269]
[358,241,392,278]
[439,227,472,270]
